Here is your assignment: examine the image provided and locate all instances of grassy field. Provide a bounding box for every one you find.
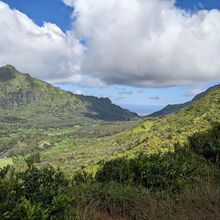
[0,119,141,175]
[2,87,220,176]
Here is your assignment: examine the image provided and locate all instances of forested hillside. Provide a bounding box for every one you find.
[0,65,138,123]
[0,65,220,219]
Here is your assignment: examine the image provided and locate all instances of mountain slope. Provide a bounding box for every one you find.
[0,65,138,123]
[110,85,220,156]
[148,84,220,117]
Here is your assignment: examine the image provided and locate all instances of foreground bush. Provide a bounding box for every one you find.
[0,160,74,219]
[95,151,216,191]
[1,122,220,219]
[188,122,220,163]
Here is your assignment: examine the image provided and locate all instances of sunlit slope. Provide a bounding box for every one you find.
[0,65,138,124]
[112,86,220,155]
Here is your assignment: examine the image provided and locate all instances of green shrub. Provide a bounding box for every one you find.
[188,122,220,163]
[29,152,41,163]
[73,170,93,184]
[11,197,49,220]
[0,161,73,219]
[95,151,214,192]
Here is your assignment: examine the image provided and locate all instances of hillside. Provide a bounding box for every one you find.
[0,70,219,219]
[1,80,219,220]
[148,84,220,117]
[5,80,220,175]
[108,85,220,157]
[0,65,138,124]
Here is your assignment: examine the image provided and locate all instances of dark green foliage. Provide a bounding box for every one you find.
[0,161,73,219]
[149,102,190,118]
[188,122,220,163]
[0,141,219,219]
[73,171,93,184]
[28,151,41,163]
[95,151,215,191]
[0,65,16,82]
[9,197,49,220]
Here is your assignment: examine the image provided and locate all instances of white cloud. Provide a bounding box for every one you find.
[0,1,84,83]
[185,88,204,97]
[62,0,74,7]
[1,0,220,88]
[73,89,84,95]
[65,0,220,87]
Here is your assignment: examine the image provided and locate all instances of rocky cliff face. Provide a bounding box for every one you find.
[0,90,40,109]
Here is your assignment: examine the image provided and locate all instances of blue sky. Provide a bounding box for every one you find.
[1,0,220,113]
[2,0,73,32]
[4,0,220,30]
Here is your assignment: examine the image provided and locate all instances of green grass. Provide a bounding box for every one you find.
[0,119,140,176]
[0,158,13,167]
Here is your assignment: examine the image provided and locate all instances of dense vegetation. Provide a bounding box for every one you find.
[0,123,219,219]
[110,85,220,159]
[0,65,220,219]
[0,119,140,174]
[0,64,140,170]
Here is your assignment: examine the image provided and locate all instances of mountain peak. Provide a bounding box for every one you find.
[0,65,138,121]
[2,64,17,69]
[0,64,18,82]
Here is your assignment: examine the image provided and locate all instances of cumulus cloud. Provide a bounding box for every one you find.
[73,89,85,95]
[185,88,204,97]
[1,0,220,88]
[149,96,160,100]
[66,0,220,87]
[0,1,84,83]
[62,0,74,7]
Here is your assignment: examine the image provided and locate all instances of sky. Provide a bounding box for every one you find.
[0,0,220,114]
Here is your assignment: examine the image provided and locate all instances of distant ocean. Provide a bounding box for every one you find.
[120,104,164,116]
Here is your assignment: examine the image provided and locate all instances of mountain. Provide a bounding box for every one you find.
[1,68,219,220]
[0,65,138,124]
[111,84,220,156]
[148,84,220,117]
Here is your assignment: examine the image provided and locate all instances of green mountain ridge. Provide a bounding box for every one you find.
[109,84,220,157]
[148,84,220,117]
[0,67,219,219]
[0,65,138,123]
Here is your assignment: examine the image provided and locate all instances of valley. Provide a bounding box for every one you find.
[0,65,219,219]
[1,0,220,219]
